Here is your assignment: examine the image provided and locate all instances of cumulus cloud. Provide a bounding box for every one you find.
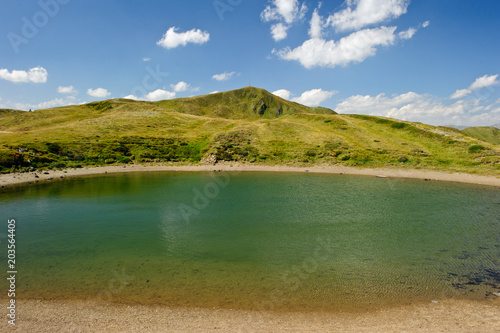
[157,27,210,49]
[145,89,176,101]
[335,91,500,126]
[450,74,499,99]
[449,89,471,100]
[422,21,430,28]
[142,57,151,62]
[309,7,323,39]
[261,0,307,24]
[272,89,292,100]
[271,23,289,41]
[292,89,337,106]
[212,71,236,81]
[0,96,78,111]
[123,89,177,101]
[0,66,48,83]
[398,27,416,39]
[277,26,397,68]
[57,85,77,95]
[261,0,307,41]
[123,95,139,100]
[326,0,410,32]
[87,88,111,98]
[469,74,499,90]
[170,81,190,92]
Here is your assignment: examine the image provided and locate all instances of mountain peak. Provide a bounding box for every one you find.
[155,86,336,119]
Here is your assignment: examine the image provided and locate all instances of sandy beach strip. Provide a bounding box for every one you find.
[1,163,499,188]
[3,298,499,332]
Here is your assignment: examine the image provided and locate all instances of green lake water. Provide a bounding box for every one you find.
[1,172,499,311]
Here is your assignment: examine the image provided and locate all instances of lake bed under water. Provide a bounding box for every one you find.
[1,172,499,311]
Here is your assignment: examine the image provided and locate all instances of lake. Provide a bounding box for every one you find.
[1,172,499,311]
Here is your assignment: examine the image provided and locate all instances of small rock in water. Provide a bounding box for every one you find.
[431,300,439,304]
[44,171,49,175]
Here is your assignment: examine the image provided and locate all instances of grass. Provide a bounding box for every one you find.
[0,87,499,175]
[462,127,500,145]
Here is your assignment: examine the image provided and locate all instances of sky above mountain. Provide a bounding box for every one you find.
[1,0,499,126]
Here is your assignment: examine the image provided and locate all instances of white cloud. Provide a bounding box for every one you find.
[277,26,397,69]
[157,27,210,49]
[326,0,410,32]
[0,96,77,111]
[309,7,323,39]
[292,89,337,106]
[142,58,151,62]
[123,89,177,101]
[422,21,430,28]
[170,81,190,92]
[57,85,77,95]
[261,0,307,41]
[469,74,499,90]
[450,89,471,100]
[450,74,499,99]
[398,27,416,39]
[209,91,220,94]
[0,66,48,83]
[87,88,111,98]
[272,89,292,100]
[271,23,289,41]
[123,95,139,100]
[261,0,307,24]
[335,91,500,126]
[145,89,176,101]
[212,71,235,81]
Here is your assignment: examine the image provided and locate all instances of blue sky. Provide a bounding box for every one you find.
[1,0,499,126]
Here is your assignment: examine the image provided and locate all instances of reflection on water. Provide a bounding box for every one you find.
[0,172,499,311]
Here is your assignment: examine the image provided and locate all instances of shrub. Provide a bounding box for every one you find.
[391,122,406,129]
[468,145,485,153]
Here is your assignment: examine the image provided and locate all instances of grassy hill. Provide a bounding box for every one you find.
[0,87,499,175]
[154,87,336,119]
[461,127,500,145]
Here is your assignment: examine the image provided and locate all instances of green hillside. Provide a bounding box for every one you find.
[0,87,499,175]
[462,127,500,145]
[154,87,336,119]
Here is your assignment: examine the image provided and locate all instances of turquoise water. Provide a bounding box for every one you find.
[1,172,499,311]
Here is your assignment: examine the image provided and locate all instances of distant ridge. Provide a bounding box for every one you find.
[461,127,500,145]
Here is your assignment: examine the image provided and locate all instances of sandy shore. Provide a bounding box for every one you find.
[3,298,499,332]
[1,163,500,188]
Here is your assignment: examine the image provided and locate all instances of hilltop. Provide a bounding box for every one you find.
[0,87,499,175]
[154,87,336,119]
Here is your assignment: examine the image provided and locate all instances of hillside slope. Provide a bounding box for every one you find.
[0,87,499,175]
[462,127,500,145]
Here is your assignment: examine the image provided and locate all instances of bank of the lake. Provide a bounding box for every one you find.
[1,163,500,188]
[5,298,500,332]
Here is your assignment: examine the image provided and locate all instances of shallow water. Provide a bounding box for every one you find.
[1,172,499,311]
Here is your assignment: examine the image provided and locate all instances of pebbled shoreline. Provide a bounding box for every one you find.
[1,163,500,188]
[3,298,499,332]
